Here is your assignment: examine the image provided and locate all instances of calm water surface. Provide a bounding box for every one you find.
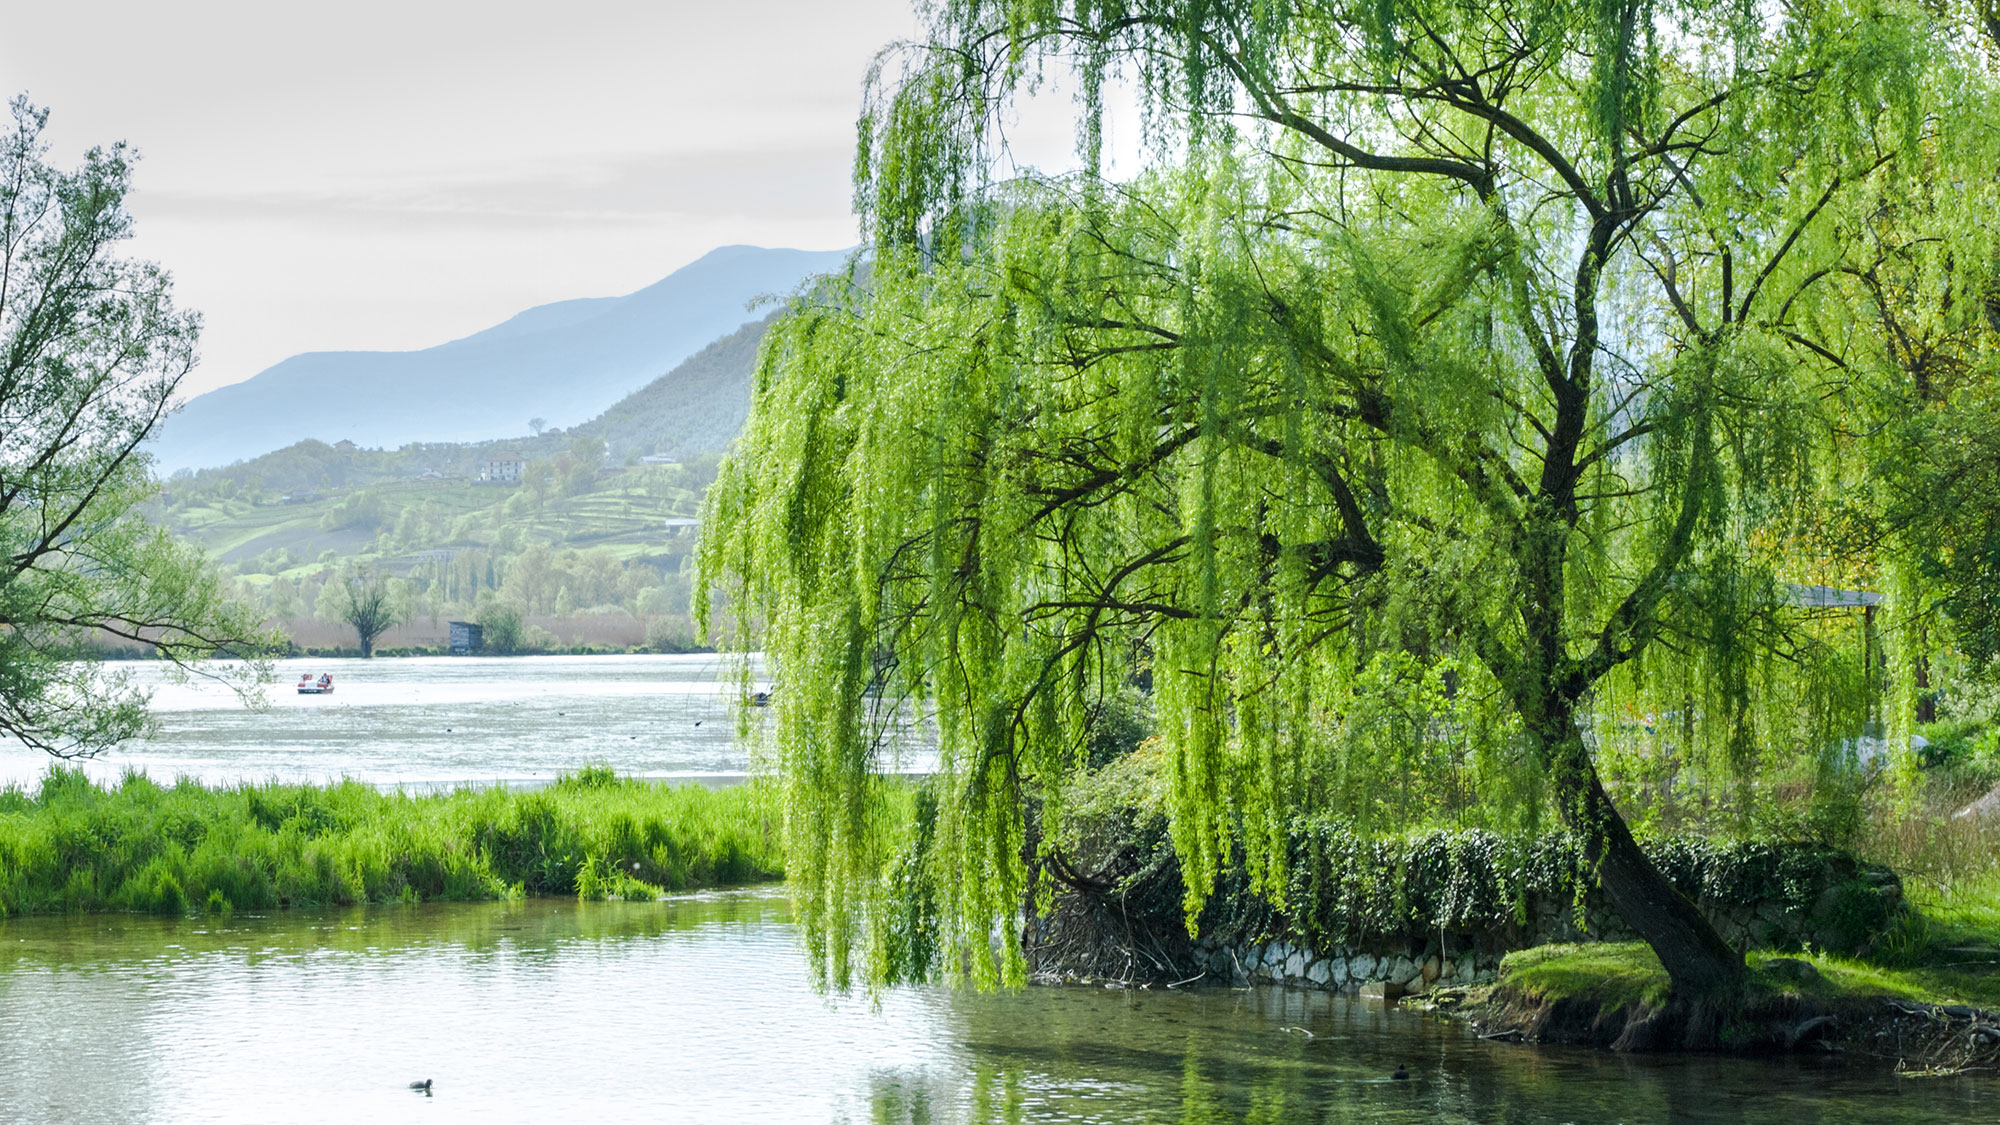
[0,654,934,791]
[0,892,1988,1124]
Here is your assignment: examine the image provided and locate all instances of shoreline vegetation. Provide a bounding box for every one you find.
[1017,735,2000,1071]
[1453,942,2000,1075]
[1440,729,2000,1071]
[0,766,781,918]
[9,758,2000,1074]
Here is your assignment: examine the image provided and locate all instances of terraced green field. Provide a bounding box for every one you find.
[169,469,700,578]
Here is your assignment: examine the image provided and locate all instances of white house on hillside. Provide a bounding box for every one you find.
[480,454,526,483]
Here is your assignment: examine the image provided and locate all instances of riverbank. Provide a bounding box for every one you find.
[1446,941,2000,1071]
[0,766,781,917]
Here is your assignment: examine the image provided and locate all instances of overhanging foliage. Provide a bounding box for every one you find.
[701,0,2000,997]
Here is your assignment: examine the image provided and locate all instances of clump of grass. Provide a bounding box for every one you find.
[1497,942,1674,1012]
[0,766,782,918]
[1849,763,2000,985]
[1862,777,2000,900]
[1741,948,2000,1008]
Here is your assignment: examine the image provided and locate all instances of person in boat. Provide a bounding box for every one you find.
[318,673,332,688]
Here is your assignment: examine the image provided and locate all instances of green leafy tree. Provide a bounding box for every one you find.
[264,578,302,622]
[1888,380,2000,711]
[503,543,557,614]
[702,1,1998,1009]
[521,459,555,506]
[0,97,274,756]
[560,437,606,497]
[474,595,527,654]
[321,569,405,658]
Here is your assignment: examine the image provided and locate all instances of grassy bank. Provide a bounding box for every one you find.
[1496,941,2000,1014]
[1472,940,2000,1065]
[0,766,781,918]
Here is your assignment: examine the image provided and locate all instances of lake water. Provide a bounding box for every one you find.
[2,658,1994,1121]
[0,655,934,792]
[0,891,1988,1124]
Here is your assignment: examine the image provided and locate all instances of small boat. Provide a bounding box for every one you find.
[297,672,335,695]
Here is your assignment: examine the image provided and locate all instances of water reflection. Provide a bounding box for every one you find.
[0,894,1989,1123]
[882,984,1987,1124]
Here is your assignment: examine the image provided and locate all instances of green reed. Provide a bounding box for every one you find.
[0,764,782,917]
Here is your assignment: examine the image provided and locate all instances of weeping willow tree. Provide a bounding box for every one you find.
[700,0,2000,1006]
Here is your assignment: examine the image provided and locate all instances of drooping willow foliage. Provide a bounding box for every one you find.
[699,0,2000,992]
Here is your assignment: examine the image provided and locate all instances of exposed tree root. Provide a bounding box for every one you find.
[1460,983,2000,1071]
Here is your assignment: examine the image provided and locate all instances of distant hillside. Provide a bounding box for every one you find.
[574,313,774,463]
[166,309,778,500]
[147,245,849,473]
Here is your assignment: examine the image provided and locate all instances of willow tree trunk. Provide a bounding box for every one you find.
[1514,510,1745,1001]
[1543,714,1746,1000]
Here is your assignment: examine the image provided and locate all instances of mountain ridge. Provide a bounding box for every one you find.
[159,312,780,500]
[148,244,848,473]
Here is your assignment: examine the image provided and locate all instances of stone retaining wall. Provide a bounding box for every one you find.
[1197,860,1907,997]
[1203,934,1496,995]
[1027,828,1908,992]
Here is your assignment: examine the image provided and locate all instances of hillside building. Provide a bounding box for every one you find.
[480,454,526,483]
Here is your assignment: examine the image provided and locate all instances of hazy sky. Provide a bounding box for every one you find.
[1,0,940,396]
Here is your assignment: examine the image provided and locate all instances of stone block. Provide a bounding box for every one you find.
[1285,951,1307,979]
[1421,955,1441,983]
[1307,960,1332,986]
[1350,953,1377,980]
[1359,980,1404,1003]
[1762,957,1820,985]
[1756,902,1795,933]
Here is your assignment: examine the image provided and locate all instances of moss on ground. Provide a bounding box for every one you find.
[1497,943,1674,1012]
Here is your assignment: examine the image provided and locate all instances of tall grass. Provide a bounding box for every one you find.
[1844,760,2000,978]
[0,765,781,917]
